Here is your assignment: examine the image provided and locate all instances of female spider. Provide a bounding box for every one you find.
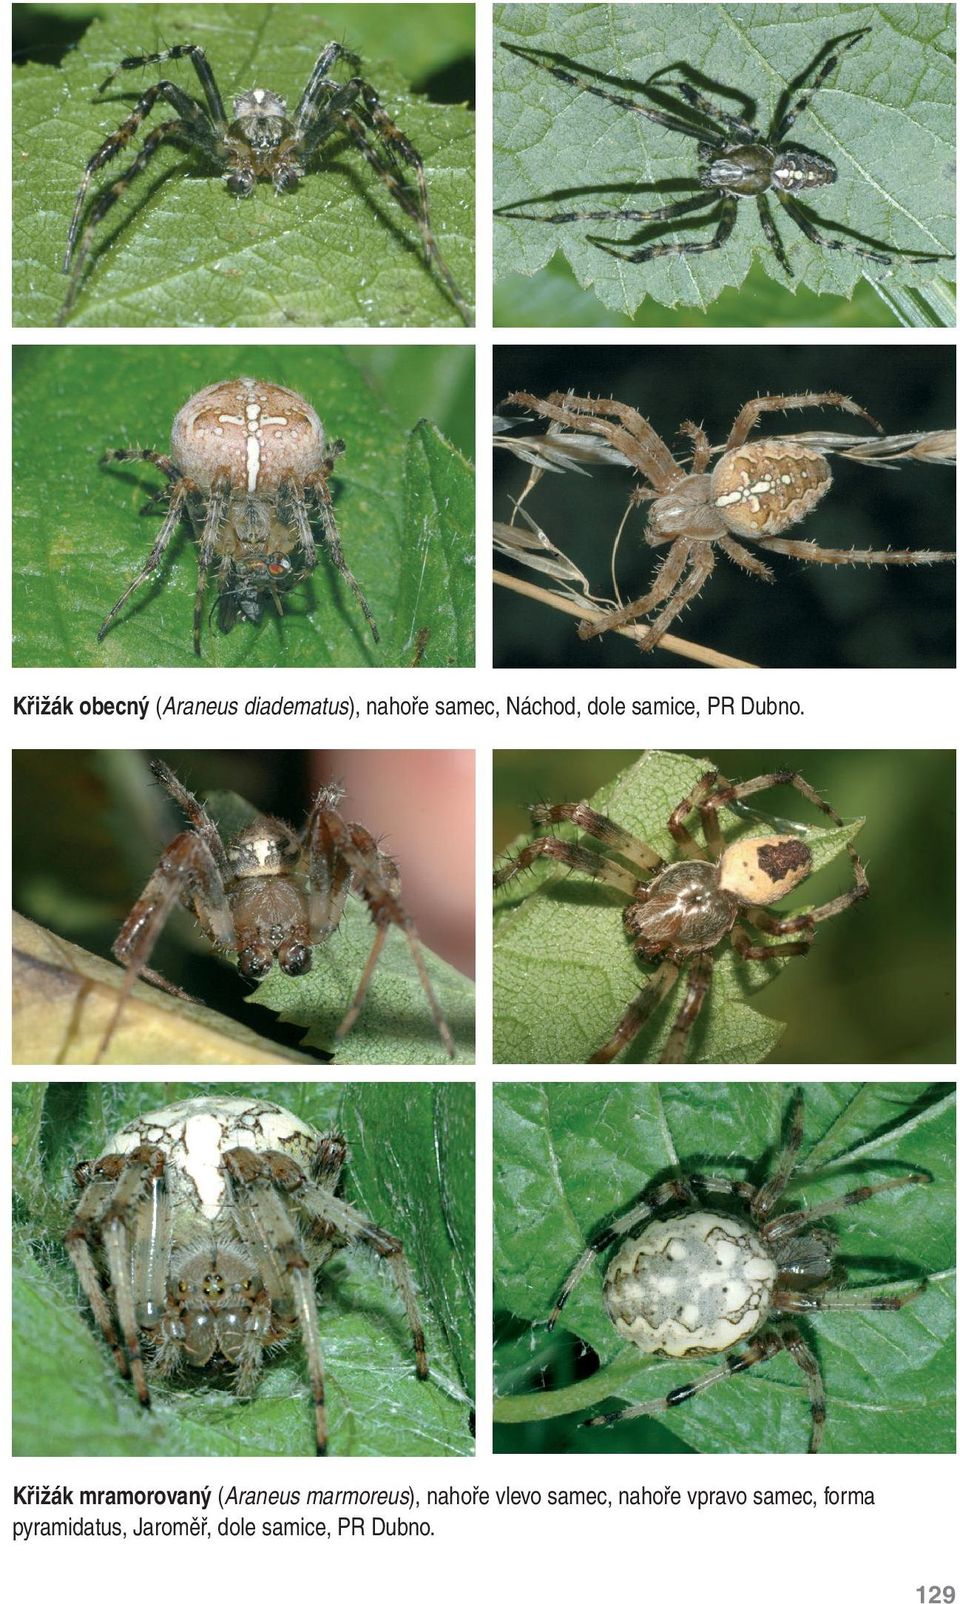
[60,40,471,325]
[504,388,956,654]
[65,1096,431,1454]
[498,28,948,276]
[545,1087,931,1453]
[494,764,866,1064]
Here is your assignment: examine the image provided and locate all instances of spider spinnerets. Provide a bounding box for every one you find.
[499,28,950,277]
[60,41,471,324]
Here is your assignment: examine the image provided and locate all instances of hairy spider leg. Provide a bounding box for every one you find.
[766,1171,931,1248]
[768,28,871,144]
[577,539,699,643]
[306,807,454,1057]
[776,190,947,267]
[97,43,229,126]
[547,1171,758,1326]
[752,1089,806,1218]
[149,757,231,872]
[192,470,233,656]
[725,390,882,451]
[292,42,363,127]
[659,949,714,1063]
[749,533,957,567]
[584,1323,828,1451]
[302,462,381,644]
[497,190,720,231]
[654,77,761,143]
[97,461,196,643]
[755,190,793,274]
[588,960,681,1064]
[507,391,683,487]
[65,1156,136,1383]
[502,43,728,145]
[589,192,737,264]
[526,800,665,872]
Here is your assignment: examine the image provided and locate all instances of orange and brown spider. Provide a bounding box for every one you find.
[493,767,867,1065]
[504,389,956,652]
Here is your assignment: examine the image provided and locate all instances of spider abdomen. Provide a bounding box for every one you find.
[712,440,833,538]
[603,1210,778,1357]
[771,150,838,192]
[172,379,327,495]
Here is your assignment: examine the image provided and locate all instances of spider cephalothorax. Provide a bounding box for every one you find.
[100,759,454,1061]
[503,389,956,652]
[60,41,471,324]
[65,1096,432,1454]
[494,766,867,1064]
[545,1088,930,1452]
[498,28,950,277]
[97,378,378,657]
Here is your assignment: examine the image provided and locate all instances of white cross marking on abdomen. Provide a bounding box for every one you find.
[217,401,291,492]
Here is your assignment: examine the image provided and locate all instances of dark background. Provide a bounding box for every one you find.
[494,344,955,668]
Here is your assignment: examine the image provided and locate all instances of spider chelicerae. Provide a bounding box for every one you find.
[60,40,471,325]
[498,27,949,277]
[99,759,454,1062]
[494,765,867,1064]
[65,1096,431,1454]
[503,388,957,653]
[544,1087,931,1452]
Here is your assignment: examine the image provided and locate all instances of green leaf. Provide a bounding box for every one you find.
[15,3,475,327]
[493,1082,956,1453]
[494,750,864,1065]
[494,4,954,316]
[14,1081,475,1456]
[12,345,475,667]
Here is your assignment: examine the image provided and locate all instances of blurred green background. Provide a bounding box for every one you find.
[494,343,955,669]
[493,749,956,1064]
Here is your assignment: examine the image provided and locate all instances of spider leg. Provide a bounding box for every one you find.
[660,949,713,1063]
[676,420,712,475]
[589,193,737,264]
[65,1155,134,1382]
[192,470,232,655]
[222,1150,330,1454]
[493,835,644,897]
[497,191,717,228]
[526,801,664,873]
[291,1179,429,1381]
[751,535,956,566]
[636,542,715,651]
[276,472,318,571]
[502,44,726,147]
[60,114,195,324]
[656,78,761,142]
[777,1281,928,1315]
[148,756,230,872]
[716,534,775,581]
[730,924,813,961]
[769,28,870,144]
[777,190,947,268]
[302,784,353,941]
[97,472,194,644]
[98,43,228,129]
[765,1172,931,1245]
[584,1326,789,1429]
[756,190,793,275]
[292,42,362,128]
[725,391,882,451]
[588,959,681,1064]
[102,446,180,482]
[506,390,683,486]
[302,462,380,644]
[667,768,727,859]
[577,540,692,642]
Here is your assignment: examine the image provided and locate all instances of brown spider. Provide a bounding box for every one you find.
[505,389,956,652]
[98,378,378,658]
[100,759,454,1061]
[493,767,867,1064]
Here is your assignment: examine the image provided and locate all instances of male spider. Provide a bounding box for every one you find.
[494,766,867,1064]
[499,29,948,276]
[97,378,378,658]
[505,389,956,652]
[545,1088,930,1452]
[100,759,454,1061]
[65,1096,430,1454]
[60,41,471,325]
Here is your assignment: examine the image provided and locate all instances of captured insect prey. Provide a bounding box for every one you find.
[100,760,454,1062]
[59,40,471,325]
[500,389,956,655]
[97,379,377,657]
[64,1097,431,1455]
[498,28,951,277]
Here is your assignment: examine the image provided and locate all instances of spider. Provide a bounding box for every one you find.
[504,389,956,652]
[59,40,471,325]
[544,1088,931,1452]
[493,766,867,1064]
[65,1095,430,1454]
[99,759,454,1062]
[498,28,950,277]
[97,378,378,658]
